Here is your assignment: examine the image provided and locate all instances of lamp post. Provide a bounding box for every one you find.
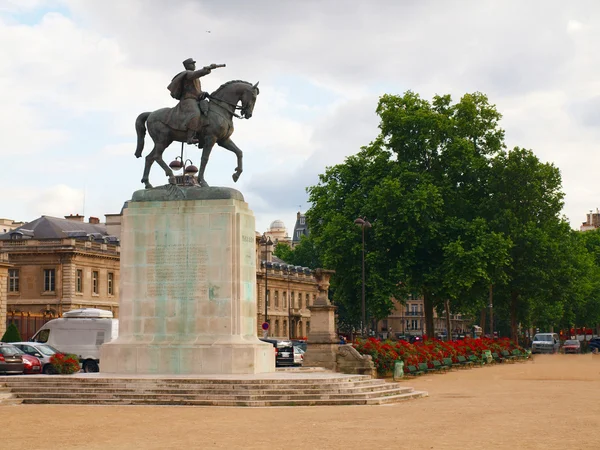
[259,234,273,336]
[354,217,371,336]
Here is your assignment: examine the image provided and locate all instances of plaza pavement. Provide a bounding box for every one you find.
[2,354,599,449]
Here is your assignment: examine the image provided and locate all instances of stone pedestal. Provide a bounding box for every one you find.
[100,186,275,374]
[303,269,338,370]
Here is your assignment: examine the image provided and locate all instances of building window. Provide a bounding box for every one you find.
[299,293,303,309]
[92,271,99,294]
[108,272,114,295]
[291,292,295,308]
[275,320,280,336]
[266,289,270,308]
[274,290,279,308]
[44,269,55,292]
[411,319,418,330]
[305,293,310,308]
[76,269,83,293]
[283,292,287,309]
[8,269,19,292]
[300,217,305,225]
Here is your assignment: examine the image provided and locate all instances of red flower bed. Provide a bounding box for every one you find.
[353,337,526,376]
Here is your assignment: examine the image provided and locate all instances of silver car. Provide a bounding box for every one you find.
[531,333,560,354]
[11,342,61,374]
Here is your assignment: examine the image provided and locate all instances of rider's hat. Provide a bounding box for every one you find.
[183,58,196,66]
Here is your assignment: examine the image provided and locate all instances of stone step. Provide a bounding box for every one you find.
[0,375,428,407]
[21,390,426,407]
[1,379,386,391]
[13,386,411,402]
[8,384,413,396]
[0,386,22,405]
[0,375,372,385]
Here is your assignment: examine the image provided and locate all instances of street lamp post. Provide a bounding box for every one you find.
[259,234,273,336]
[354,217,371,336]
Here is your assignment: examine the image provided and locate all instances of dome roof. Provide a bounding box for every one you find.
[270,219,286,230]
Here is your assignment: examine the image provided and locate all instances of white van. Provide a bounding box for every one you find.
[31,308,118,373]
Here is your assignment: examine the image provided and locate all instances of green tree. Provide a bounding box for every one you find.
[273,236,321,269]
[483,148,572,340]
[308,91,511,334]
[1,322,22,342]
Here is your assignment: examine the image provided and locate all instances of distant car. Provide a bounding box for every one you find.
[11,342,61,374]
[292,340,307,353]
[531,333,560,354]
[260,338,295,367]
[562,339,581,354]
[588,337,600,353]
[294,346,304,366]
[0,342,25,374]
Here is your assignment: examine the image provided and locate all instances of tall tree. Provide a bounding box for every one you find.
[307,91,510,334]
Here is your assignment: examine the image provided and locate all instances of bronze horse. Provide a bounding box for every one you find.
[135,80,259,188]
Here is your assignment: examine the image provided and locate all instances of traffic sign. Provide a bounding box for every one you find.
[262,322,269,331]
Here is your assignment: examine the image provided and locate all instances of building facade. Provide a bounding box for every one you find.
[0,253,10,336]
[0,215,120,339]
[580,209,600,232]
[292,212,308,247]
[376,296,472,339]
[0,218,24,234]
[256,234,317,339]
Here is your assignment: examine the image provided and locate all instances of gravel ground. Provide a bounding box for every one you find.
[2,354,599,450]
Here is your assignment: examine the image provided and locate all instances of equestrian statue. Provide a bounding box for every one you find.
[134,57,259,188]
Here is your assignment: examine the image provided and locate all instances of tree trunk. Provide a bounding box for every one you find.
[445,299,452,342]
[480,308,486,336]
[510,291,519,344]
[424,291,435,339]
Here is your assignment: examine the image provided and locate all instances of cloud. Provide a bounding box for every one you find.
[2,0,600,234]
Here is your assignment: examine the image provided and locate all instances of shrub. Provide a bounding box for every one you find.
[354,337,528,376]
[1,323,21,342]
[50,353,81,374]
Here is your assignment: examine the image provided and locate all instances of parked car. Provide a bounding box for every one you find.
[259,338,295,367]
[292,340,307,352]
[11,342,61,374]
[531,333,560,354]
[294,346,304,366]
[588,337,600,353]
[562,339,581,354]
[20,353,42,374]
[0,342,25,374]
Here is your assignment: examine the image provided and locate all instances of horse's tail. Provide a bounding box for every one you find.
[135,112,151,158]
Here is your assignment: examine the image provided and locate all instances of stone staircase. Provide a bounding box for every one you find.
[0,373,427,407]
[0,384,22,406]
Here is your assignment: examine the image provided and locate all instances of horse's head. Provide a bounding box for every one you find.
[240,81,259,119]
[211,80,259,119]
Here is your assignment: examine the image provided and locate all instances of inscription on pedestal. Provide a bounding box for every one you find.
[146,244,208,299]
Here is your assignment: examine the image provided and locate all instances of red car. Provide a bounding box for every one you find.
[22,354,42,374]
[562,339,581,354]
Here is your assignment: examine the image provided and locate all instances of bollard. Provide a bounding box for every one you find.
[393,360,404,380]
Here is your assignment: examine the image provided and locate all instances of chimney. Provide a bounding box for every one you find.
[88,217,100,224]
[65,214,84,223]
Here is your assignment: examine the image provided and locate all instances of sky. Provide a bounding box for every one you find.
[1,0,599,235]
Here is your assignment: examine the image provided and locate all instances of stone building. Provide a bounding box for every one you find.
[292,212,308,247]
[256,234,317,339]
[0,215,120,339]
[0,252,10,336]
[0,218,24,234]
[264,219,291,246]
[580,208,600,232]
[376,296,471,339]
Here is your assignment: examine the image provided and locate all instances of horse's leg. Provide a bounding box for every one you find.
[218,138,243,182]
[198,135,217,187]
[156,150,176,185]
